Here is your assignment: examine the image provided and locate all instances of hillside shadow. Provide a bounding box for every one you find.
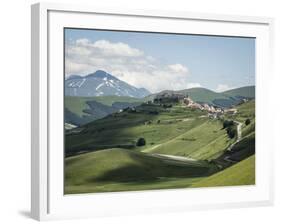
[65,107,161,157]
[90,152,211,183]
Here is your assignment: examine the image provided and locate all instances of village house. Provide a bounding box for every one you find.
[183,96,203,110]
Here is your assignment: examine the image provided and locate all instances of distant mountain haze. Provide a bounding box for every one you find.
[65,70,151,98]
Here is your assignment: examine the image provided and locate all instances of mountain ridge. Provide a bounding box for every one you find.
[65,70,150,98]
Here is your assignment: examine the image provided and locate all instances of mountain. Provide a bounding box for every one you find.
[146,86,255,108]
[65,70,150,98]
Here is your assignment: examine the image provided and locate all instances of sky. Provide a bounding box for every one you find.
[65,28,255,93]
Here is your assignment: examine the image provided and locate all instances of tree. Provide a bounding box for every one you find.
[226,126,236,139]
[223,120,234,129]
[245,118,251,126]
[136,138,146,146]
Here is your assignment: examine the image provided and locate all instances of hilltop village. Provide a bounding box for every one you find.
[152,92,241,119]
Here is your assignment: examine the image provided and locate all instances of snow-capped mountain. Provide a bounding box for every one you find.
[65,70,150,98]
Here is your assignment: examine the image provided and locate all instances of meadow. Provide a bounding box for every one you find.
[64,98,255,194]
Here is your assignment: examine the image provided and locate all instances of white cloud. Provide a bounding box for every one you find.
[216,84,234,92]
[93,40,144,57]
[168,64,189,73]
[65,38,197,93]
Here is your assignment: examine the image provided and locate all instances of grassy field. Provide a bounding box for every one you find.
[65,104,208,155]
[144,119,233,160]
[232,100,255,122]
[65,148,217,194]
[65,99,255,194]
[192,155,255,187]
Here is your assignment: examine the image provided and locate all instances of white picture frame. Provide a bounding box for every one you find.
[31,2,274,221]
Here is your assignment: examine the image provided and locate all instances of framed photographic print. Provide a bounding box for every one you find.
[31,2,274,221]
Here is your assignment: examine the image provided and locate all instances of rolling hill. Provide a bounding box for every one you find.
[65,92,255,193]
[65,85,255,126]
[146,86,255,108]
[65,148,216,194]
[65,103,209,156]
[65,95,144,125]
[65,100,255,158]
[192,155,255,187]
[143,120,233,160]
[223,86,255,99]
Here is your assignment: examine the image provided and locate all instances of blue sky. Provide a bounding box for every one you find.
[65,28,255,93]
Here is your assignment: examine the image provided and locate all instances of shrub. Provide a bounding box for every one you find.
[226,126,236,139]
[149,111,159,115]
[223,120,234,129]
[136,138,146,146]
[245,118,251,126]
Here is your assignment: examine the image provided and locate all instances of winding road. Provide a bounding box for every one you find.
[236,121,242,142]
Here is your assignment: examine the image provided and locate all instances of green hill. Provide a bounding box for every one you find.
[65,95,144,125]
[192,155,255,187]
[181,88,229,104]
[66,100,255,159]
[65,104,209,156]
[65,86,255,126]
[145,88,228,104]
[146,86,255,108]
[65,97,255,193]
[223,86,255,98]
[144,120,233,160]
[65,148,215,194]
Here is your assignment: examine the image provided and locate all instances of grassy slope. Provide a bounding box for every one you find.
[65,95,143,116]
[223,86,255,98]
[93,95,143,106]
[181,88,229,104]
[65,96,92,117]
[144,119,233,160]
[192,155,255,187]
[65,100,255,193]
[65,105,209,155]
[233,100,255,122]
[65,148,214,194]
[225,100,255,137]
